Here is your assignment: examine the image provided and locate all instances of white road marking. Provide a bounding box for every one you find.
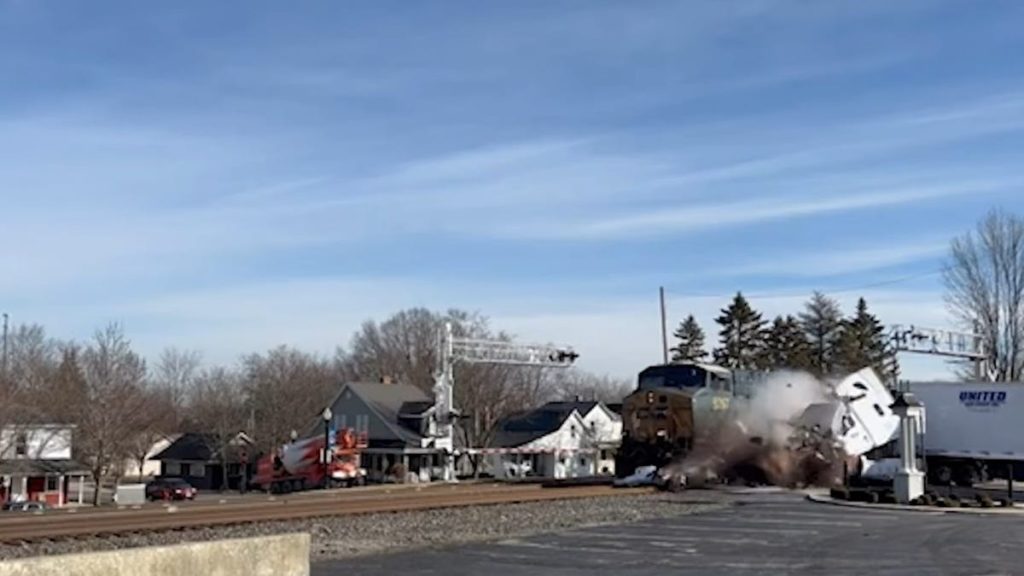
[583,524,818,535]
[561,531,773,546]
[496,538,700,558]
[689,516,864,527]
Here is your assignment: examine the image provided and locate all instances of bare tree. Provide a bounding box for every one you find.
[346,307,552,473]
[123,387,178,480]
[0,325,71,462]
[154,347,201,412]
[186,367,249,491]
[241,346,336,453]
[75,324,151,504]
[4,324,60,403]
[944,209,1024,381]
[547,369,632,404]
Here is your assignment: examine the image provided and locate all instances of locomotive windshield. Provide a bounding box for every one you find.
[638,365,707,390]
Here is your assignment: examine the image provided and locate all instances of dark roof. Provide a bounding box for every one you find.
[541,401,600,416]
[491,402,585,448]
[0,459,87,475]
[152,432,252,462]
[606,403,623,415]
[398,401,434,418]
[343,382,432,444]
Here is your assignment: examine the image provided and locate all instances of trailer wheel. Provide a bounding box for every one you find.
[929,465,952,485]
[954,465,979,487]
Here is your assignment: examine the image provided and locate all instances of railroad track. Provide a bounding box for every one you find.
[0,484,652,544]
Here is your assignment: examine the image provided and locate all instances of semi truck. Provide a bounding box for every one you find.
[252,428,367,493]
[909,381,1024,486]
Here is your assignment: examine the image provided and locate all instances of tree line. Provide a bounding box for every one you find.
[670,292,897,379]
[0,308,629,501]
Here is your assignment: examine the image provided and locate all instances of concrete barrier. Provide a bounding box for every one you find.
[0,533,309,576]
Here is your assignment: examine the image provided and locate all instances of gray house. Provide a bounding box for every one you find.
[319,382,446,481]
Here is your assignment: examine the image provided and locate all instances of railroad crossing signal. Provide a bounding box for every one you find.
[431,322,578,482]
[888,324,990,384]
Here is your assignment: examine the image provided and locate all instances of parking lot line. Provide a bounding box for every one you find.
[561,531,774,546]
[685,516,864,527]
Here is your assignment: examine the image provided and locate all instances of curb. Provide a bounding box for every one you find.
[804,492,1024,515]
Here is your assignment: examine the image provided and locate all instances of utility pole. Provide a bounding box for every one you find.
[659,287,669,365]
[2,312,8,378]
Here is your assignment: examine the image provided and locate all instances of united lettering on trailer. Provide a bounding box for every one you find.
[959,390,1008,409]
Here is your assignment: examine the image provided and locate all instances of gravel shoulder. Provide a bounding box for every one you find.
[0,492,728,562]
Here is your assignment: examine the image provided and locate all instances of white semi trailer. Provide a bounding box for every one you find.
[909,381,1024,486]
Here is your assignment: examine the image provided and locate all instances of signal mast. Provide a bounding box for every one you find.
[430,322,578,482]
[888,324,988,388]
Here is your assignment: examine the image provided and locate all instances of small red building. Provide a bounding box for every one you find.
[0,423,88,507]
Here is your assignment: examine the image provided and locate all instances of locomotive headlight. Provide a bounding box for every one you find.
[646,391,654,404]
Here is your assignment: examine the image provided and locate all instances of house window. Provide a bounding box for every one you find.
[46,476,59,491]
[340,414,348,429]
[570,425,577,438]
[14,433,27,457]
[180,463,192,477]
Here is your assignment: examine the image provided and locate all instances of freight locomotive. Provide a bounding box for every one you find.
[614,362,741,477]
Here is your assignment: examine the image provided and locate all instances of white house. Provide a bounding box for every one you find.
[0,423,88,507]
[486,401,622,479]
[120,434,181,479]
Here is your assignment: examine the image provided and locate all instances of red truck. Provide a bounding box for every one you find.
[252,428,367,493]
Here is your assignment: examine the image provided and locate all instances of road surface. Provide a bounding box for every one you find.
[316,489,1024,575]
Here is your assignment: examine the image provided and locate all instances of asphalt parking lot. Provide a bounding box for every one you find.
[316,490,1024,575]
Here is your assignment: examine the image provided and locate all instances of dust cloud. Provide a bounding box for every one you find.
[661,370,847,489]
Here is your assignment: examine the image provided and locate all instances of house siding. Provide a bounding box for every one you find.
[488,404,623,480]
[326,386,403,445]
[0,427,72,460]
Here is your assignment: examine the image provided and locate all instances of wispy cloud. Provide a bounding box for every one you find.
[494,179,1016,241]
[223,176,330,204]
[713,241,949,278]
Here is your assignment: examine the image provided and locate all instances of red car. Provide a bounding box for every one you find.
[145,478,196,501]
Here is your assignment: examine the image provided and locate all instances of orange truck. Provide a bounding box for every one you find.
[252,428,367,493]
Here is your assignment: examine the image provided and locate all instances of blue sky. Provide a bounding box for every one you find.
[2,1,1023,379]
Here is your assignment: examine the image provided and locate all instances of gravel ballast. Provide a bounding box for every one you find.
[0,493,726,562]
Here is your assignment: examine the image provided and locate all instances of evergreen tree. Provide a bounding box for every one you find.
[763,315,812,370]
[712,292,767,369]
[835,297,897,379]
[799,291,843,376]
[671,315,707,362]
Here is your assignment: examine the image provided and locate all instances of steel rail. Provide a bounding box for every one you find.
[0,485,651,544]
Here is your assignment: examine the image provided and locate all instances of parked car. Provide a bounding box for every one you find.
[144,477,196,501]
[1,501,49,512]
